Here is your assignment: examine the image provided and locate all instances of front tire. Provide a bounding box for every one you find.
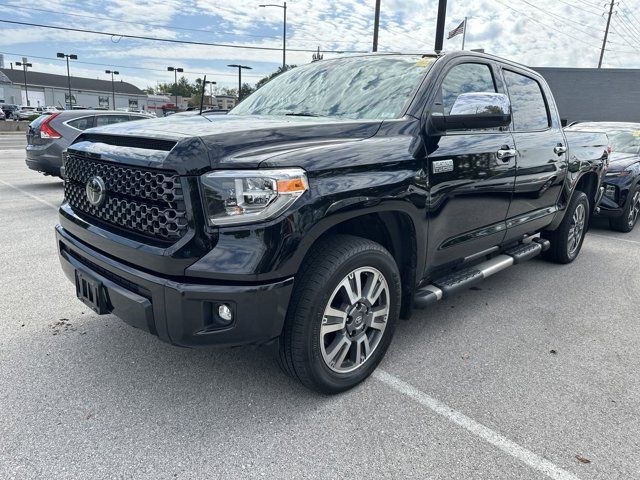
[542,191,589,264]
[610,186,640,233]
[277,235,401,394]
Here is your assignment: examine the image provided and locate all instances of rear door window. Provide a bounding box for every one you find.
[66,116,94,131]
[503,70,550,131]
[95,114,131,127]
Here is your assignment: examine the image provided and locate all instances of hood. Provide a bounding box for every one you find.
[608,151,640,171]
[71,114,383,174]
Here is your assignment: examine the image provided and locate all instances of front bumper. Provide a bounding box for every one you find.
[56,224,294,347]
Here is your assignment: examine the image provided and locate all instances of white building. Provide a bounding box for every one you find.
[0,67,148,111]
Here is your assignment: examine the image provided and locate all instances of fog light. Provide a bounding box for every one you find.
[605,185,617,199]
[218,304,233,322]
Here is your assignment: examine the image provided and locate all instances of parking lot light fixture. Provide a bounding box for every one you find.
[199,76,217,115]
[15,58,33,107]
[227,64,252,103]
[167,66,184,110]
[259,2,287,69]
[57,52,78,110]
[105,70,120,110]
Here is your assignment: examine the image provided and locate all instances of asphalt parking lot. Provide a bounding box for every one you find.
[1,132,639,480]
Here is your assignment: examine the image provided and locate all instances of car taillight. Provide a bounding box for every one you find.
[40,113,62,139]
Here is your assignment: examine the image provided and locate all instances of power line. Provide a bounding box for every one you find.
[0,19,368,54]
[0,2,372,47]
[554,0,603,15]
[514,0,639,49]
[514,0,605,35]
[609,24,639,48]
[614,13,640,45]
[0,50,265,78]
[617,5,640,38]
[619,0,640,30]
[493,0,635,53]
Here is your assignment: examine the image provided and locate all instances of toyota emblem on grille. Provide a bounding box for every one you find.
[85,176,106,207]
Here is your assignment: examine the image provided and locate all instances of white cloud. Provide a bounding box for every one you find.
[1,0,639,92]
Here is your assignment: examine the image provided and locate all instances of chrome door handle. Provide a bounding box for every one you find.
[496,148,517,161]
[554,145,567,155]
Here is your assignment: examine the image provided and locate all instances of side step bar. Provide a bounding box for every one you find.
[414,238,550,309]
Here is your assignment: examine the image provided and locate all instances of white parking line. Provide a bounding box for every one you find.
[0,179,59,211]
[375,370,582,480]
[589,233,640,246]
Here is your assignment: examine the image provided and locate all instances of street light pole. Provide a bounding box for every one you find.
[105,70,120,110]
[15,58,32,106]
[199,76,217,115]
[167,66,184,110]
[57,52,78,109]
[259,2,287,69]
[227,64,252,103]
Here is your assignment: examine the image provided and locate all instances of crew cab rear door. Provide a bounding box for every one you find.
[426,60,516,269]
[500,67,568,240]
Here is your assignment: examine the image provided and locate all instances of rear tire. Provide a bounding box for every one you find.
[542,191,589,264]
[277,234,401,394]
[609,186,640,233]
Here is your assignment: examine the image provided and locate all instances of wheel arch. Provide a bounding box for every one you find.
[297,208,421,319]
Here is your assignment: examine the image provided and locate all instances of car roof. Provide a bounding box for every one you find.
[567,121,640,131]
[53,110,151,119]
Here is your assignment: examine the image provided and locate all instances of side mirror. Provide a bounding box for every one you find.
[431,92,512,131]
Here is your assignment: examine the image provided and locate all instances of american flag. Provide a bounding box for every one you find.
[447,20,466,39]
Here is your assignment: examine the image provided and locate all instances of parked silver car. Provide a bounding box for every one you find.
[13,106,37,120]
[25,110,153,176]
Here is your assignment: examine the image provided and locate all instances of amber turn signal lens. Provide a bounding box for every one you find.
[277,178,307,193]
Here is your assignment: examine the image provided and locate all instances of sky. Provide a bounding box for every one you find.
[0,0,639,91]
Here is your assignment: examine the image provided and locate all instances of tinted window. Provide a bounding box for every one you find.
[67,117,93,130]
[504,70,549,131]
[441,63,496,115]
[95,115,131,127]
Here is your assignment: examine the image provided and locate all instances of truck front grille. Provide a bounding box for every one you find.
[63,153,188,241]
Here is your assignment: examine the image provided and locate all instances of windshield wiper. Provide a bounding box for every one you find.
[284,111,323,117]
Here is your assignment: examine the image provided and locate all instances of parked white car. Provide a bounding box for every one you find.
[13,106,37,120]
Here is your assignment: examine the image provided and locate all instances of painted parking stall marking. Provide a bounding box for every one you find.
[375,370,582,480]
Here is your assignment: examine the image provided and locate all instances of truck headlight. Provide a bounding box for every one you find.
[200,168,308,226]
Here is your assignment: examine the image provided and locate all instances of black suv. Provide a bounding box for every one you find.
[56,52,607,393]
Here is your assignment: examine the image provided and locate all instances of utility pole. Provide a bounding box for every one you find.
[373,0,381,52]
[434,0,448,53]
[57,52,77,109]
[227,64,252,103]
[598,0,615,68]
[105,70,119,110]
[15,58,32,106]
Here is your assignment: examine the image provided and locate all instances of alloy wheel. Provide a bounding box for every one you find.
[320,267,390,374]
[567,203,586,257]
[628,191,640,229]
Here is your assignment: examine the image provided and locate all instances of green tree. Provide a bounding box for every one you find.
[255,64,297,90]
[156,75,197,98]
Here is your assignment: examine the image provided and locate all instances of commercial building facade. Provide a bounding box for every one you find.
[0,68,148,111]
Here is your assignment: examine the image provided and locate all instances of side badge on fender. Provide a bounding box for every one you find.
[432,159,454,174]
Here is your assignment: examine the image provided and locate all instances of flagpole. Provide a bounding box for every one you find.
[461,17,467,50]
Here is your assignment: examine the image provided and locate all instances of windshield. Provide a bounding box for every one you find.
[608,129,640,154]
[230,55,433,120]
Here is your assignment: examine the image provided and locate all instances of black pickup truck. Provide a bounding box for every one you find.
[56,52,608,393]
